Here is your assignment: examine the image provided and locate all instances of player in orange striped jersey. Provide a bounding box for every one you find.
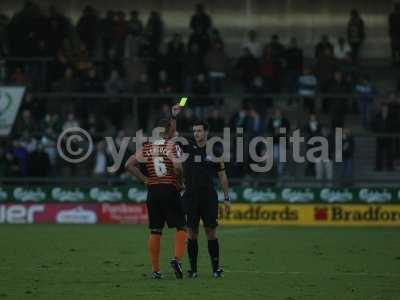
[125,105,187,279]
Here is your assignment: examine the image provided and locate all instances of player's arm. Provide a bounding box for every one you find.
[217,161,231,214]
[125,149,148,185]
[166,104,182,139]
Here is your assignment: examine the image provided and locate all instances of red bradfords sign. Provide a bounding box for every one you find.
[99,204,148,224]
[0,204,98,224]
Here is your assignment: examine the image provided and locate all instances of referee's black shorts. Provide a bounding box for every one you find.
[183,188,219,229]
[146,185,186,230]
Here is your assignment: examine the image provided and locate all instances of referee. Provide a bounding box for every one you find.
[174,112,231,278]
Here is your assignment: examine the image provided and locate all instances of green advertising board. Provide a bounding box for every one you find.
[0,186,399,204]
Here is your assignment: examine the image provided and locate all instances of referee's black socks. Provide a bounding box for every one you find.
[187,239,198,273]
[207,239,220,272]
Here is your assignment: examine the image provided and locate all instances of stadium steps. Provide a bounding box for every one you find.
[354,135,400,184]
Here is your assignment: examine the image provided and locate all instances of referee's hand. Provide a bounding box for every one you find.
[223,200,231,216]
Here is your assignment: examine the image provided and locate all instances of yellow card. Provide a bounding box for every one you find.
[179,97,188,107]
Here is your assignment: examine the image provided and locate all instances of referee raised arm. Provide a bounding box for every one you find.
[174,113,231,278]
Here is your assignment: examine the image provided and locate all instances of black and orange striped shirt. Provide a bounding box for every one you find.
[134,139,181,188]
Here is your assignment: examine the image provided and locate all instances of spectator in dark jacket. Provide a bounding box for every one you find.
[304,113,322,176]
[341,128,354,181]
[372,104,395,171]
[127,10,143,37]
[28,143,50,177]
[12,140,28,177]
[347,9,365,61]
[192,73,211,118]
[389,3,400,66]
[315,35,333,59]
[5,150,20,177]
[286,37,303,92]
[145,11,164,54]
[166,33,185,92]
[76,6,99,55]
[326,71,350,128]
[267,108,290,177]
[355,75,376,129]
[100,10,116,60]
[315,47,338,92]
[236,47,259,92]
[269,34,285,63]
[260,46,282,92]
[205,41,229,93]
[188,25,211,58]
[184,43,206,92]
[190,3,212,35]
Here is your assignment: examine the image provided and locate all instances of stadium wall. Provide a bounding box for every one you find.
[0,0,394,58]
[1,203,400,226]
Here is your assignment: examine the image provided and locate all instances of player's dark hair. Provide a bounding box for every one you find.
[193,120,209,131]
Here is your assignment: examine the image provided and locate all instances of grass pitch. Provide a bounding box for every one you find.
[0,225,399,300]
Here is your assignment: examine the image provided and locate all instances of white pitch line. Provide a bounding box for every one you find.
[225,270,400,277]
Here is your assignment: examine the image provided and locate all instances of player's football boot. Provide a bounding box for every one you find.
[151,271,162,279]
[170,259,183,279]
[187,270,198,278]
[212,268,224,278]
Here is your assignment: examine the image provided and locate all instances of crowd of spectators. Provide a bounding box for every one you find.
[1,1,400,182]
[0,1,375,96]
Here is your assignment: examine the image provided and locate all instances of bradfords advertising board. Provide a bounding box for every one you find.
[218,204,400,226]
[0,87,25,136]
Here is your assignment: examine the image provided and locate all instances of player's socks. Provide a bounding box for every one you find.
[187,238,198,273]
[174,230,187,260]
[148,231,162,272]
[207,239,220,273]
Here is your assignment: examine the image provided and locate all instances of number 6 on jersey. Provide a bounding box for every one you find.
[153,157,167,177]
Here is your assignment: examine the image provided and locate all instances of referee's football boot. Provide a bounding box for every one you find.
[187,270,198,278]
[213,268,224,278]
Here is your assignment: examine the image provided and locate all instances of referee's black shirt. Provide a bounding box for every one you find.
[180,141,223,191]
